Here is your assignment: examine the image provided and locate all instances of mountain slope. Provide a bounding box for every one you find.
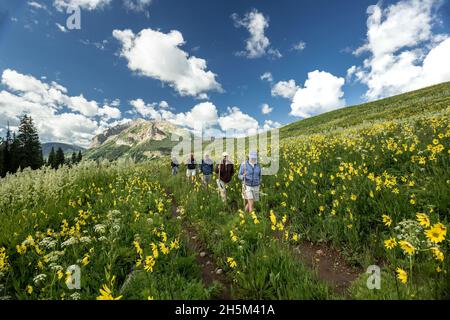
[280,82,450,139]
[84,119,190,161]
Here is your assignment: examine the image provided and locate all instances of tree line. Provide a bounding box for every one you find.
[0,115,82,178]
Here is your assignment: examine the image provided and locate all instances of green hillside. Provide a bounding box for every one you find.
[280,82,450,139]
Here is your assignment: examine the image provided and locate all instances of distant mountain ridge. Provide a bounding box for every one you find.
[42,142,84,158]
[84,119,190,161]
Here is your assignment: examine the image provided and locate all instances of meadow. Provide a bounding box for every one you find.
[0,83,449,300]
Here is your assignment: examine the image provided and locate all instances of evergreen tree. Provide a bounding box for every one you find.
[77,150,82,163]
[71,151,77,165]
[0,138,4,177]
[16,115,43,170]
[9,132,20,173]
[2,123,12,175]
[55,147,65,168]
[48,147,56,169]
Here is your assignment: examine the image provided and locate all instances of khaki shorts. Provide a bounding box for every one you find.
[244,185,260,201]
[186,169,196,177]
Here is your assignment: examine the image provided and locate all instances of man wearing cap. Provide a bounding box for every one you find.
[200,153,214,186]
[215,152,235,202]
[238,151,262,213]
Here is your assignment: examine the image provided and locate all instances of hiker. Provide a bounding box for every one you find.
[171,157,179,175]
[200,153,214,186]
[215,152,235,202]
[238,151,262,213]
[186,153,197,181]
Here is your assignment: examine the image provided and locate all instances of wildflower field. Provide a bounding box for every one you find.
[0,83,449,300]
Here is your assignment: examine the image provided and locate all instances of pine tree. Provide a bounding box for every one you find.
[0,138,4,177]
[2,123,12,175]
[55,147,65,168]
[48,147,56,169]
[9,132,20,173]
[71,151,77,164]
[16,115,43,170]
[77,150,82,163]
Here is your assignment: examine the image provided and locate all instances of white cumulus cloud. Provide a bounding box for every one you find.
[261,103,273,114]
[260,72,273,82]
[0,69,121,147]
[231,9,281,59]
[28,1,47,10]
[262,119,281,131]
[292,41,306,51]
[350,0,450,100]
[271,79,299,99]
[113,28,222,98]
[53,0,112,11]
[290,70,345,118]
[129,97,278,137]
[218,106,259,136]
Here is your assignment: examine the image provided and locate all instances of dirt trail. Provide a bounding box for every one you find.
[168,192,232,300]
[292,241,361,297]
[166,188,359,298]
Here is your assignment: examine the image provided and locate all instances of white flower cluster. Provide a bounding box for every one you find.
[395,219,422,247]
[44,250,65,263]
[61,237,78,248]
[94,224,106,234]
[39,237,58,249]
[33,273,47,285]
[70,292,81,300]
[79,236,92,244]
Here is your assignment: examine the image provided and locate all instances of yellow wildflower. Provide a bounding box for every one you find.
[82,254,90,266]
[26,285,33,294]
[399,240,416,255]
[384,237,397,250]
[431,247,444,262]
[0,247,9,272]
[415,213,430,228]
[170,239,180,250]
[16,244,27,255]
[425,223,447,244]
[382,214,392,227]
[144,256,156,272]
[227,257,237,269]
[396,268,408,284]
[97,284,122,300]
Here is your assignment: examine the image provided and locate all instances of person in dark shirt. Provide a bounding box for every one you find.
[171,157,179,175]
[215,152,235,202]
[200,153,214,186]
[186,153,197,181]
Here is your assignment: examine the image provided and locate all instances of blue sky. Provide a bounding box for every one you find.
[0,0,449,146]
